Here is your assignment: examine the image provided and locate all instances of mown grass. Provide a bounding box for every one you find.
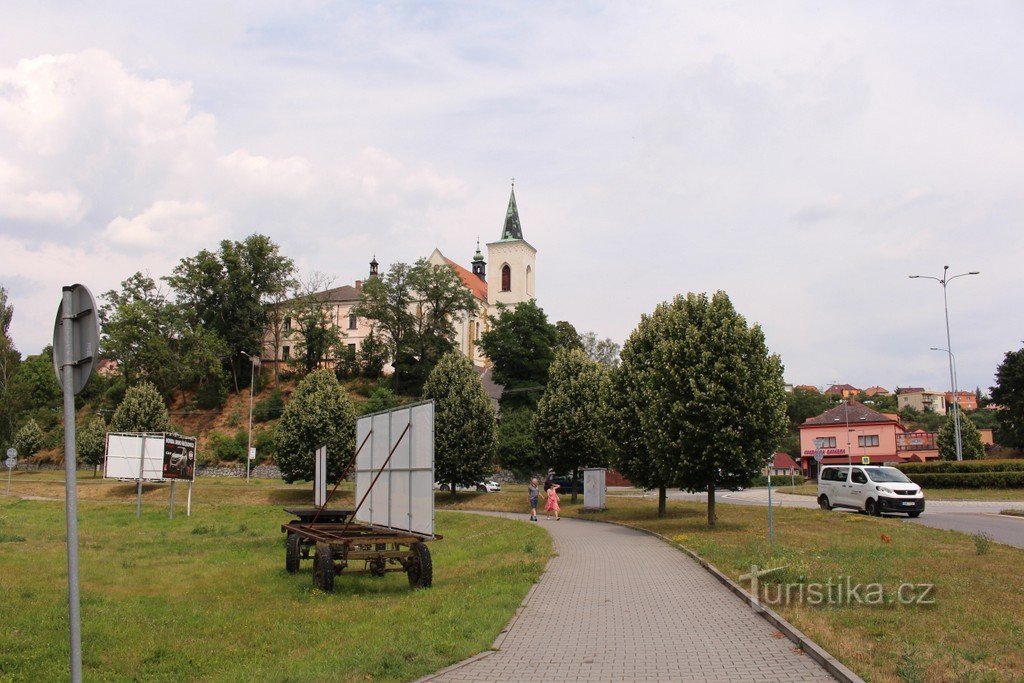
[437,491,1024,682]
[0,485,550,682]
[782,481,1024,501]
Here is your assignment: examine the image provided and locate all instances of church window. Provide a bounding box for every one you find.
[348,314,357,330]
[501,264,511,292]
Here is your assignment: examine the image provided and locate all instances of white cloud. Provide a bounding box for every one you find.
[102,200,228,250]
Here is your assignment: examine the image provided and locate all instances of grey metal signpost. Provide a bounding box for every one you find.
[5,448,16,495]
[53,284,100,683]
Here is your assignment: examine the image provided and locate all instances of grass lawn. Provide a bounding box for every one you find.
[0,478,551,682]
[781,481,1024,501]
[437,490,1024,682]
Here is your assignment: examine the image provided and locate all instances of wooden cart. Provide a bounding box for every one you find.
[281,507,440,591]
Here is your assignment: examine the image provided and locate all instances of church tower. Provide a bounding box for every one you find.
[471,238,486,281]
[486,183,537,309]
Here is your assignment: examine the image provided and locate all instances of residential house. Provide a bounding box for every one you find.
[824,383,860,399]
[764,452,800,477]
[895,387,947,413]
[945,391,978,412]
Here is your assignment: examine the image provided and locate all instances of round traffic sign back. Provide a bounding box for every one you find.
[6,448,15,458]
[5,457,15,469]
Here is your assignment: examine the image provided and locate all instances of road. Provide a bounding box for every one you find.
[630,488,1024,549]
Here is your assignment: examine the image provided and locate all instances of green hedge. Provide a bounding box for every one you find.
[898,459,1024,474]
[749,474,806,488]
[906,471,1024,489]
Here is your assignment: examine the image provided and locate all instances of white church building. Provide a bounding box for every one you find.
[263,186,537,370]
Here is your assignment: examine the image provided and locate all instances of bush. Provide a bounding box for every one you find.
[13,419,44,457]
[111,382,171,433]
[906,471,1024,488]
[898,459,1024,474]
[275,369,356,483]
[208,430,248,462]
[253,426,276,461]
[358,386,397,415]
[749,474,806,488]
[253,388,285,423]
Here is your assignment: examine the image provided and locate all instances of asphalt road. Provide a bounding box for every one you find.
[635,488,1024,549]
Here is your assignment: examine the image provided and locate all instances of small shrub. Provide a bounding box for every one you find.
[208,430,248,462]
[749,474,806,488]
[973,532,991,555]
[898,459,1024,474]
[905,471,1024,488]
[359,386,397,415]
[254,426,276,461]
[253,388,285,423]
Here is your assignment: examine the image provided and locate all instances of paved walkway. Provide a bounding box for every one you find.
[425,513,833,682]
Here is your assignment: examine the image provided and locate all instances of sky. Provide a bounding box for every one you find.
[1,1,1021,394]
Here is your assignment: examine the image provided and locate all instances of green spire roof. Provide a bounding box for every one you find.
[472,237,484,262]
[500,186,523,240]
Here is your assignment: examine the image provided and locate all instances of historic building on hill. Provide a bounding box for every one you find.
[262,186,537,370]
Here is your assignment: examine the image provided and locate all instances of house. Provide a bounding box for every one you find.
[764,452,799,477]
[794,384,819,393]
[824,383,860,399]
[895,387,947,413]
[863,386,889,397]
[945,391,978,412]
[800,401,942,478]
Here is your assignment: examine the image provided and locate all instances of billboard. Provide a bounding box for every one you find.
[162,434,197,480]
[104,433,196,482]
[353,401,434,537]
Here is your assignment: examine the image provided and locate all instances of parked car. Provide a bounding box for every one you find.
[817,465,924,517]
[434,480,501,493]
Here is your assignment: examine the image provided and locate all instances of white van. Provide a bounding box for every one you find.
[817,466,925,517]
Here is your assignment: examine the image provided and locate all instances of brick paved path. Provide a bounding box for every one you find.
[424,513,833,682]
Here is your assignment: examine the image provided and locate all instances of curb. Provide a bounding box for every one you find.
[578,515,864,683]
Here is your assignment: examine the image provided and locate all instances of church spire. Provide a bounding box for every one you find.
[472,237,486,281]
[500,181,523,240]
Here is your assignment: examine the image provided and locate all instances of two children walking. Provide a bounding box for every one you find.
[528,473,559,522]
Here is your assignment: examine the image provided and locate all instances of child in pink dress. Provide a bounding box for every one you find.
[545,483,560,520]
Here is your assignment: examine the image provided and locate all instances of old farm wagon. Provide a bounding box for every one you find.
[281,401,440,591]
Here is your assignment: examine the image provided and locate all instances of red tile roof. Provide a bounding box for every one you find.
[443,256,487,301]
[803,401,898,426]
[772,452,798,469]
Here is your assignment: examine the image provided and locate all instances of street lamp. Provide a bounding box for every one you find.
[240,350,260,482]
[909,265,979,461]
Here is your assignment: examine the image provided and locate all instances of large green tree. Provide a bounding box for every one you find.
[166,234,294,392]
[581,331,621,367]
[991,347,1024,449]
[423,351,496,497]
[786,387,832,430]
[288,275,344,375]
[110,382,172,433]
[496,407,541,477]
[275,369,356,483]
[0,285,21,447]
[535,348,611,503]
[101,273,227,403]
[353,259,478,395]
[937,411,985,460]
[610,291,787,524]
[478,299,558,409]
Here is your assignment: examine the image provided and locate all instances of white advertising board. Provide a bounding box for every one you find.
[353,401,434,537]
[583,468,607,510]
[105,433,167,480]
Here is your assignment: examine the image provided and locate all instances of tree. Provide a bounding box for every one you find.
[13,419,44,457]
[10,348,62,411]
[478,300,558,409]
[0,285,21,447]
[496,407,541,478]
[938,411,985,460]
[275,369,356,483]
[423,351,496,497]
[554,321,584,352]
[110,382,171,433]
[353,259,478,395]
[535,348,611,503]
[610,292,787,524]
[991,347,1024,449]
[581,331,621,367]
[358,329,388,379]
[166,234,294,392]
[289,274,344,375]
[786,387,832,430]
[77,415,107,475]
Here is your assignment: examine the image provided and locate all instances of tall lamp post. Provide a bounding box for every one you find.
[909,266,979,461]
[240,350,259,482]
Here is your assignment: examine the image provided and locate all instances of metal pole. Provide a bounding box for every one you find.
[247,360,254,482]
[845,400,852,466]
[187,481,192,517]
[136,438,145,517]
[767,468,774,548]
[941,268,963,461]
[61,289,83,683]
[6,466,10,496]
[168,480,175,519]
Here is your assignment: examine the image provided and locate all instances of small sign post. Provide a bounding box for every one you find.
[5,447,16,495]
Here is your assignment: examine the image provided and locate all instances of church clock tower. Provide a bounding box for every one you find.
[486,183,536,309]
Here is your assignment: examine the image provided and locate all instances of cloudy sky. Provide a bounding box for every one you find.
[1,2,1021,394]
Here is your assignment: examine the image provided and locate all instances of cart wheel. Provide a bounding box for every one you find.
[406,542,433,589]
[286,533,301,573]
[314,542,335,592]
